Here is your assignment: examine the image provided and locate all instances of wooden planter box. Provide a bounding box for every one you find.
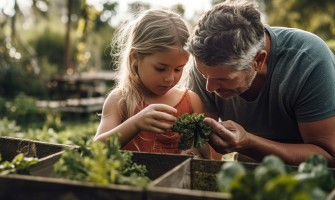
[147,159,234,200]
[147,158,335,200]
[0,136,73,178]
[0,136,69,161]
[328,190,335,200]
[0,146,192,200]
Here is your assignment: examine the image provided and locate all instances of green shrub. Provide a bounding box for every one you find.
[3,94,45,126]
[326,40,335,54]
[0,117,22,137]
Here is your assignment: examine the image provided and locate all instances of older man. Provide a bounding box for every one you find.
[187,0,335,166]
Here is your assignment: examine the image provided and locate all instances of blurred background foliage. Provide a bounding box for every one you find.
[0,0,334,143]
[263,0,335,51]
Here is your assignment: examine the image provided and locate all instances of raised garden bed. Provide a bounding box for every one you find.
[0,140,191,200]
[147,158,335,200]
[0,136,69,161]
[147,159,234,200]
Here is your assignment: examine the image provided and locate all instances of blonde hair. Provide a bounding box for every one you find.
[110,9,190,120]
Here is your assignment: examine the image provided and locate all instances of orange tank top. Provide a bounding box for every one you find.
[121,90,193,154]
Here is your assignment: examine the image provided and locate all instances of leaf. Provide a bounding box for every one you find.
[54,133,150,187]
[172,113,211,150]
[0,153,38,175]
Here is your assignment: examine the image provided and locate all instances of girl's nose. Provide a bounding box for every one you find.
[164,73,174,82]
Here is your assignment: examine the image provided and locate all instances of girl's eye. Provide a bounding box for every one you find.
[175,67,183,72]
[155,67,165,72]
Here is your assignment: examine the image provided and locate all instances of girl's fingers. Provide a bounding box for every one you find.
[154,111,176,122]
[152,104,177,114]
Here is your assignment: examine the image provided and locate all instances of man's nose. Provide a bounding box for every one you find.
[206,79,218,92]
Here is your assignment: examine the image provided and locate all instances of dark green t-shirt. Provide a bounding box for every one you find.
[190,25,335,143]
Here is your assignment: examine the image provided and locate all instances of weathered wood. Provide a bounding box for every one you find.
[36,71,116,114]
[0,136,70,161]
[147,159,231,200]
[327,190,335,200]
[0,174,144,200]
[148,158,335,200]
[0,142,192,200]
[36,97,105,113]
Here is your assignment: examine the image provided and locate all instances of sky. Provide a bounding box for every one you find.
[116,0,211,18]
[99,0,212,26]
[0,0,213,26]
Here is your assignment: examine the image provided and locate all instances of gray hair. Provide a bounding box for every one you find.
[187,0,265,70]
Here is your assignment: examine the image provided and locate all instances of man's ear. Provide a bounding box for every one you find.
[253,50,267,71]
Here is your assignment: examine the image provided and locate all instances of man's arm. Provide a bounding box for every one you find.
[205,117,335,167]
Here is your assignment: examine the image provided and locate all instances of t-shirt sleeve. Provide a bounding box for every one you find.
[293,35,335,122]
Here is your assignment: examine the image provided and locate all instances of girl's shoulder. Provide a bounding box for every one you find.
[172,88,203,109]
[171,87,187,96]
[100,88,124,118]
[103,88,124,107]
[187,89,201,99]
[171,88,200,100]
[106,87,122,99]
[186,89,204,113]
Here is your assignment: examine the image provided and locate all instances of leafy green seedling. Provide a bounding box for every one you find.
[172,113,211,150]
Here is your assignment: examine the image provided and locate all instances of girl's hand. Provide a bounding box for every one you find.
[133,104,177,133]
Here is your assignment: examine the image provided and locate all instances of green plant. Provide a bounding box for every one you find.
[217,154,335,200]
[3,94,45,125]
[0,117,21,136]
[172,113,211,150]
[0,153,38,175]
[54,134,150,187]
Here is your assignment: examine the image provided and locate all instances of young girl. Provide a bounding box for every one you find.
[94,9,211,159]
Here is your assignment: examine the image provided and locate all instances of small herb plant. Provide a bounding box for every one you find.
[54,134,150,187]
[0,153,38,175]
[172,113,211,150]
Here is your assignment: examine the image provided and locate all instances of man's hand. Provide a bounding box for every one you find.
[204,118,249,154]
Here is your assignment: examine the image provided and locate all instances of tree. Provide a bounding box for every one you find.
[171,4,185,17]
[128,1,151,14]
[0,0,118,98]
[263,0,335,52]
[0,0,50,74]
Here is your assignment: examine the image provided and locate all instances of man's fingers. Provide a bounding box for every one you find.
[220,120,236,130]
[209,131,223,145]
[204,118,235,138]
[208,131,229,154]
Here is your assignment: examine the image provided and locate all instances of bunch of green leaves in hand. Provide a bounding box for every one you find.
[172,113,211,150]
[54,134,150,187]
[0,153,38,175]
